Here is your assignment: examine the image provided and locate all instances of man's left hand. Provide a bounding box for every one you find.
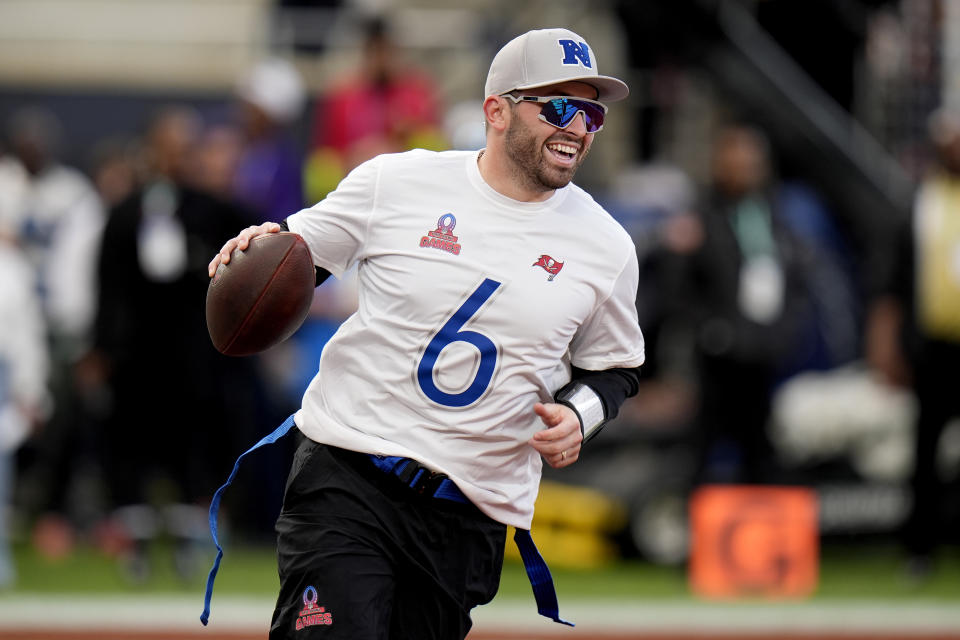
[529,402,582,468]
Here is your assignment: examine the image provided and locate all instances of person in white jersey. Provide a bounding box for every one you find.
[206,27,645,640]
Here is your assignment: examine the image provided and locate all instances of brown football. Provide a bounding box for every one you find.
[206,232,315,356]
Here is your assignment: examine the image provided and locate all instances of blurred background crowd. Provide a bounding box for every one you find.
[0,0,957,593]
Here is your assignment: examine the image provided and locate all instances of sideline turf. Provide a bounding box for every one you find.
[11,542,960,601]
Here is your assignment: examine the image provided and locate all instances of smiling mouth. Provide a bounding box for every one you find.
[545,141,579,162]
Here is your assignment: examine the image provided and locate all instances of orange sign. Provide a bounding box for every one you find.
[689,485,818,599]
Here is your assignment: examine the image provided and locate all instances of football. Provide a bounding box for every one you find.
[206,232,315,356]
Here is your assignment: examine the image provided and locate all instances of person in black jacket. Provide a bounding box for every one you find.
[91,106,262,581]
[671,124,810,484]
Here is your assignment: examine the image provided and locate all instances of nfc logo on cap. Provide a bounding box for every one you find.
[557,39,592,68]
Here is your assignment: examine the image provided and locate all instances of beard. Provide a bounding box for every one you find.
[503,114,589,194]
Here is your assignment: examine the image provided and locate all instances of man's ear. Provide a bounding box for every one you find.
[482,96,509,132]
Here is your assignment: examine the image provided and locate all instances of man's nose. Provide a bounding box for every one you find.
[564,111,588,136]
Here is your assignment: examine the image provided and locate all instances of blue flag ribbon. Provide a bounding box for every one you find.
[200,414,296,625]
[513,528,575,626]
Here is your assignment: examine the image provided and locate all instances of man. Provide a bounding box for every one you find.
[867,107,960,580]
[93,107,260,581]
[232,57,307,222]
[3,107,105,559]
[206,28,644,639]
[0,208,49,588]
[664,124,808,485]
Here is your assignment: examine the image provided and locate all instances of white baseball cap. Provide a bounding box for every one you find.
[484,28,629,102]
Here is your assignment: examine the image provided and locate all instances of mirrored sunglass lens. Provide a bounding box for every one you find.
[540,99,572,126]
[579,102,605,132]
[581,106,603,132]
[542,99,604,132]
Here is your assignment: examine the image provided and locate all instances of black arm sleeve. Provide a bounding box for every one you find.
[559,365,642,421]
[279,218,332,287]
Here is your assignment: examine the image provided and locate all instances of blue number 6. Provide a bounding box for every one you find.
[417,278,501,407]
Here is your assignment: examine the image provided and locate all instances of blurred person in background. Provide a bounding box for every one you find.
[5,107,105,358]
[304,15,446,203]
[217,63,330,449]
[0,143,27,226]
[867,106,960,580]
[0,144,50,587]
[90,106,262,582]
[0,222,49,588]
[232,57,307,222]
[3,107,106,558]
[669,123,810,484]
[601,164,702,432]
[88,136,144,211]
[190,115,307,525]
[189,124,244,201]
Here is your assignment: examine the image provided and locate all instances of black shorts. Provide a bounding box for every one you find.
[269,437,507,640]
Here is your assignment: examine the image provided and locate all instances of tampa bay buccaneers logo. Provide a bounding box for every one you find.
[533,254,564,281]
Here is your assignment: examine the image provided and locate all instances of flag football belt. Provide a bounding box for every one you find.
[199,414,573,628]
[367,454,470,503]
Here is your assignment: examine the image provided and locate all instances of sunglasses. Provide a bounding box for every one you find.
[503,94,608,133]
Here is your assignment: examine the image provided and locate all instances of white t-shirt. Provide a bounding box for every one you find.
[6,163,105,342]
[0,242,49,452]
[286,149,645,528]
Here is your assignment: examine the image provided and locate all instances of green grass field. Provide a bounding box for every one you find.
[11,541,960,602]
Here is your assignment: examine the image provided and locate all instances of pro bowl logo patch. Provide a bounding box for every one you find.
[533,254,564,281]
[295,585,333,631]
[420,213,462,255]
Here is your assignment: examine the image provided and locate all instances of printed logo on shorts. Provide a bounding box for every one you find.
[533,254,564,281]
[295,586,333,631]
[420,213,461,255]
